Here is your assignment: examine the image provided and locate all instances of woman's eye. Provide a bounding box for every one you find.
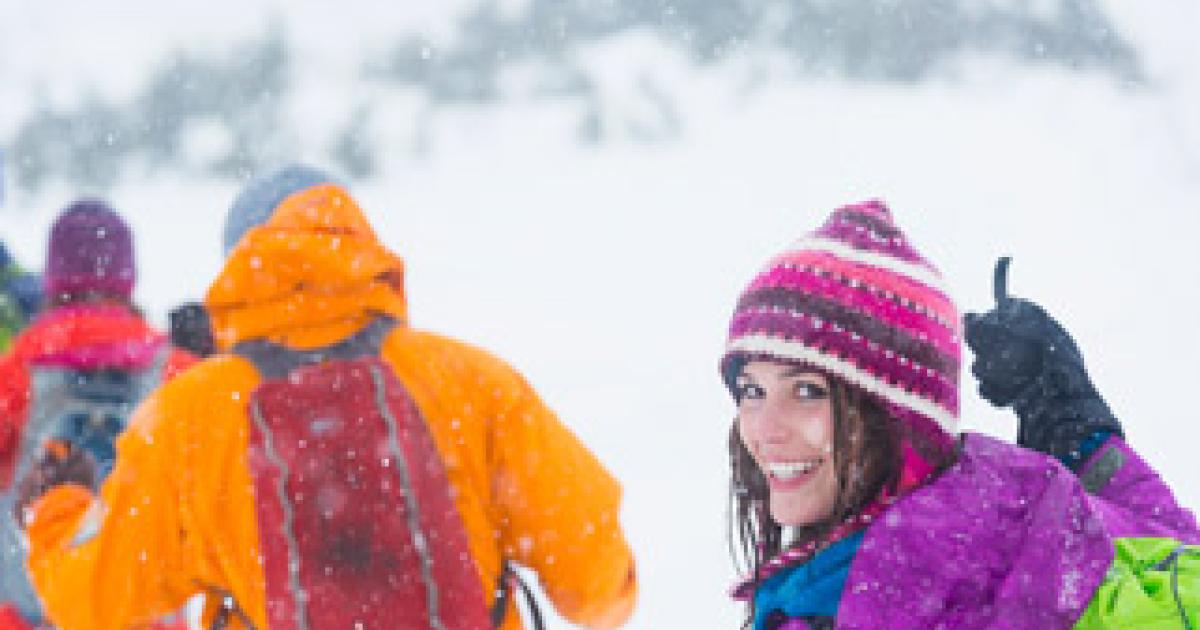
[793,382,829,400]
[736,383,765,402]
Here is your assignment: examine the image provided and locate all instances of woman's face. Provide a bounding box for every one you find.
[736,361,838,527]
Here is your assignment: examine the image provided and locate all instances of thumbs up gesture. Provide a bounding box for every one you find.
[963,258,1122,467]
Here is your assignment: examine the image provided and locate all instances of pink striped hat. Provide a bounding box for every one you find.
[721,199,961,439]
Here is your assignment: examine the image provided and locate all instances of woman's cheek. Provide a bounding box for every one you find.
[799,411,833,449]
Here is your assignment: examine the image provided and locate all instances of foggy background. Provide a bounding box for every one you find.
[2,1,1198,628]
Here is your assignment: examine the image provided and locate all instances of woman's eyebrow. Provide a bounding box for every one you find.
[781,366,819,379]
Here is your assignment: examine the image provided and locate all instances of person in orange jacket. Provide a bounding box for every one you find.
[20,166,638,630]
[0,200,195,629]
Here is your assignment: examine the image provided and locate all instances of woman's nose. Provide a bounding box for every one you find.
[755,401,792,443]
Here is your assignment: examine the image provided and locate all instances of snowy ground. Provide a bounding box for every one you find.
[2,3,1198,629]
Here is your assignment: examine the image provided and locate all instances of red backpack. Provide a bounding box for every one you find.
[229,318,492,630]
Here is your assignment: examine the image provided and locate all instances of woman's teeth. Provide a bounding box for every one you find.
[767,460,819,480]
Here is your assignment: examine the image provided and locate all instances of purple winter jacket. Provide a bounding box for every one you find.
[781,432,1198,630]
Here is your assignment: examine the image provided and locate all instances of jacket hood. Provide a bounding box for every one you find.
[205,183,408,350]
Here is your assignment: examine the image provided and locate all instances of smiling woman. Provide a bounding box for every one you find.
[720,200,1200,630]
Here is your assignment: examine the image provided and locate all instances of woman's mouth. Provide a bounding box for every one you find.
[765,459,823,490]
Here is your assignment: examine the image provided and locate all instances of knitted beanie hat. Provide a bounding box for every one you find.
[44,199,136,301]
[223,164,339,255]
[721,199,961,440]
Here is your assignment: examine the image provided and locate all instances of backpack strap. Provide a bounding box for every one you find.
[489,562,545,630]
[1153,545,1200,630]
[232,316,397,377]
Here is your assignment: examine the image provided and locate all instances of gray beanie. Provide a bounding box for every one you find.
[222,164,340,254]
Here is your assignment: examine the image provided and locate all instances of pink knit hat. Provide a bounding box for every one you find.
[721,199,961,440]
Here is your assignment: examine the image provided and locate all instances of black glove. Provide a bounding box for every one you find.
[964,258,1123,468]
[169,301,215,358]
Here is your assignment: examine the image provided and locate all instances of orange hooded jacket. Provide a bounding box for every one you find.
[24,184,637,630]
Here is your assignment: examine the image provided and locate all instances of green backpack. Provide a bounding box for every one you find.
[1074,537,1199,629]
[0,262,39,353]
[0,283,24,352]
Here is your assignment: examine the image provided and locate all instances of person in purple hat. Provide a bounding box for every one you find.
[0,200,194,629]
[722,200,1198,629]
[41,200,138,305]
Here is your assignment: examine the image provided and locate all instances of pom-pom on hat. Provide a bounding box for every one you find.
[44,199,136,301]
[721,199,961,438]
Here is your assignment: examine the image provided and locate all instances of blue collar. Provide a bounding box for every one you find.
[752,530,864,629]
